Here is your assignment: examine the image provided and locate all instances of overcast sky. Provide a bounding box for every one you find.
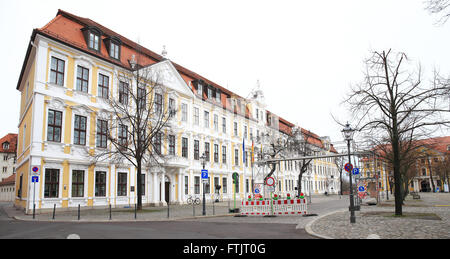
[1,0,449,149]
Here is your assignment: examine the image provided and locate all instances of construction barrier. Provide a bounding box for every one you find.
[240,199,307,216]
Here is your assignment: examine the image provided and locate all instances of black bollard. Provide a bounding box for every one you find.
[134,204,137,219]
[109,204,112,220]
[193,202,195,217]
[33,204,35,219]
[52,204,56,220]
[78,204,80,220]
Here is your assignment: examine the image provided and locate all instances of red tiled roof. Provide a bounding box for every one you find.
[0,174,15,186]
[18,9,333,150]
[0,133,17,153]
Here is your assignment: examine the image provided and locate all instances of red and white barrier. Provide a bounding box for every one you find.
[240,199,307,216]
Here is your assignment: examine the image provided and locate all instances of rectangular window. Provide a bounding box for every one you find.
[154,132,162,155]
[214,177,219,193]
[44,168,59,198]
[234,122,238,136]
[71,170,84,197]
[214,144,219,163]
[215,89,221,102]
[169,98,176,117]
[110,42,120,59]
[222,145,227,164]
[155,93,162,115]
[223,177,227,194]
[205,177,210,194]
[169,135,175,155]
[96,119,108,148]
[235,148,239,166]
[246,179,249,193]
[137,85,146,109]
[222,117,226,133]
[182,137,188,158]
[119,81,129,105]
[118,124,128,148]
[204,111,209,128]
[205,142,210,162]
[117,172,127,196]
[74,115,87,145]
[244,126,247,139]
[95,171,106,197]
[76,66,89,92]
[184,175,189,195]
[181,103,187,122]
[194,176,200,194]
[47,109,62,142]
[214,114,218,131]
[194,107,199,125]
[98,74,109,99]
[50,57,65,86]
[194,140,199,160]
[89,32,100,51]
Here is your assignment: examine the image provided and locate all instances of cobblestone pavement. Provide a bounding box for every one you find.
[307,192,450,239]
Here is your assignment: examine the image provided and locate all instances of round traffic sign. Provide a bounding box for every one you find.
[344,163,353,172]
[265,177,275,186]
[358,186,365,192]
[32,166,39,173]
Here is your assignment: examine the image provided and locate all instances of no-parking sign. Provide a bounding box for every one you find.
[31,166,40,175]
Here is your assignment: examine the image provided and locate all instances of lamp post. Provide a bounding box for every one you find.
[342,122,356,223]
[200,153,207,216]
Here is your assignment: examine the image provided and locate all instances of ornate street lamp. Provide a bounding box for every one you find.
[200,153,207,216]
[342,122,356,223]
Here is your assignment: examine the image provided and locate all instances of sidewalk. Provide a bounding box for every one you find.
[305,192,450,239]
[3,200,241,222]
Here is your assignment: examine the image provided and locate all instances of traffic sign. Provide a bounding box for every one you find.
[352,168,360,175]
[31,166,40,175]
[31,176,39,183]
[358,186,365,192]
[344,163,353,172]
[254,188,260,194]
[201,169,208,179]
[265,177,275,186]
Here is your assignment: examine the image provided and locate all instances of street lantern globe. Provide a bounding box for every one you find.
[341,122,354,141]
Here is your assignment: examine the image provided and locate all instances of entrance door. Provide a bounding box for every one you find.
[165,182,170,202]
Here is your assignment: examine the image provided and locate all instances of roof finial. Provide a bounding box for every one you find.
[161,45,168,59]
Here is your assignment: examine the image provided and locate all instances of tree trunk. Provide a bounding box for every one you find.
[136,160,142,210]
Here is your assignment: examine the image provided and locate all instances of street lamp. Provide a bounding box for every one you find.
[342,122,356,223]
[200,152,207,216]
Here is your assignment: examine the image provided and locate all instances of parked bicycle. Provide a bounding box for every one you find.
[186,195,201,205]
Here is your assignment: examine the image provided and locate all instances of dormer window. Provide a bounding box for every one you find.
[104,36,122,60]
[2,142,9,150]
[215,89,221,102]
[89,32,100,51]
[81,26,103,52]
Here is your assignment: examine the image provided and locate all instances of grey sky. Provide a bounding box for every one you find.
[1,0,449,146]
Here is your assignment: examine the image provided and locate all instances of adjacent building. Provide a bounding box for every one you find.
[14,9,339,214]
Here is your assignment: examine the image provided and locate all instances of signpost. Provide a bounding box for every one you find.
[352,168,360,175]
[31,166,40,219]
[232,172,239,212]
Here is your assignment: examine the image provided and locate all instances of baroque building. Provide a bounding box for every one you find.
[14,10,339,214]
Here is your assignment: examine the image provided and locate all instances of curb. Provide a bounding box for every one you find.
[302,209,347,239]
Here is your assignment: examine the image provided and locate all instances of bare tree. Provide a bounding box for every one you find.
[425,0,450,25]
[90,50,175,210]
[344,49,450,215]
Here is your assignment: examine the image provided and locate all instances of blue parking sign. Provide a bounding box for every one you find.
[352,168,359,175]
[31,176,39,183]
[201,169,208,179]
